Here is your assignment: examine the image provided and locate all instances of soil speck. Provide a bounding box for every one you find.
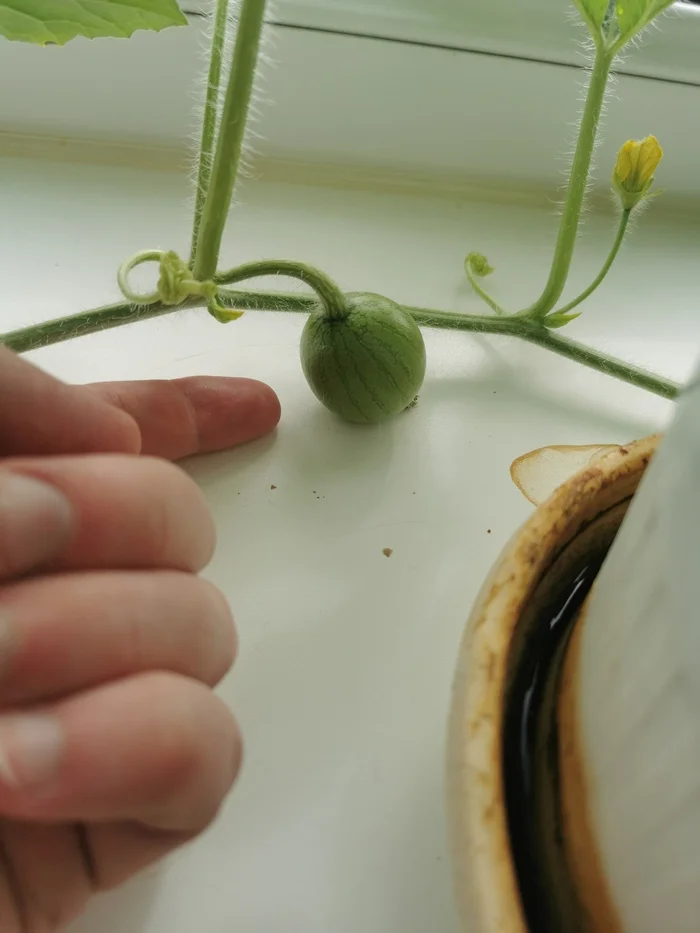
[270,484,277,490]
[383,548,393,558]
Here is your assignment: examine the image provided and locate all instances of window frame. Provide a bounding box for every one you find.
[183,0,700,84]
[0,1,698,203]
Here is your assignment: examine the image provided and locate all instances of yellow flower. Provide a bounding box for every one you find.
[612,136,663,209]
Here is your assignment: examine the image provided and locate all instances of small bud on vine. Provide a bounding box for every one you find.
[612,136,663,210]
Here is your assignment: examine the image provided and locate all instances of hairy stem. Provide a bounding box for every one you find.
[521,45,613,320]
[510,321,676,399]
[215,259,347,318]
[0,300,174,354]
[189,0,231,268]
[555,209,631,316]
[192,0,267,281]
[0,291,677,400]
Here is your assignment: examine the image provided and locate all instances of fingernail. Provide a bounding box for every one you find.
[0,473,75,578]
[0,715,65,788]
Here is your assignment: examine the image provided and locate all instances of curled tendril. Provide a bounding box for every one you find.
[117,250,243,323]
[464,252,504,315]
[465,252,494,278]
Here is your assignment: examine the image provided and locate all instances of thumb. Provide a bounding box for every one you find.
[0,472,75,581]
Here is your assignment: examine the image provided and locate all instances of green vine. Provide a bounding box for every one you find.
[0,281,678,401]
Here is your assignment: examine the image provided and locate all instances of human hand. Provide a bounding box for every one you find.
[0,347,280,931]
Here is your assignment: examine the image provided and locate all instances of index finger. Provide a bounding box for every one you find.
[88,376,281,461]
[0,347,280,460]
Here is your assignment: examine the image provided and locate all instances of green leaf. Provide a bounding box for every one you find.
[571,0,611,37]
[614,0,674,45]
[648,0,675,17]
[544,311,582,329]
[615,0,647,37]
[578,0,610,27]
[0,0,187,46]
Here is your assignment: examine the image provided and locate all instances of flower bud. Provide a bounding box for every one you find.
[612,136,663,210]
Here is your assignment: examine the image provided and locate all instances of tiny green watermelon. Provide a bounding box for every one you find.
[300,292,426,424]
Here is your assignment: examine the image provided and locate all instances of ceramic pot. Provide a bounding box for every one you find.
[446,435,659,933]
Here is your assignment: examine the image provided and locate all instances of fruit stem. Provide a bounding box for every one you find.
[215,259,348,319]
[0,289,678,400]
[553,209,631,317]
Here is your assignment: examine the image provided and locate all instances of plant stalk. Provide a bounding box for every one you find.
[1,300,173,354]
[554,209,631,317]
[1,291,677,400]
[511,321,676,399]
[192,0,267,281]
[521,45,613,320]
[189,0,231,268]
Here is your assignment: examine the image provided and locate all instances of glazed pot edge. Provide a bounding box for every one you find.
[446,435,660,933]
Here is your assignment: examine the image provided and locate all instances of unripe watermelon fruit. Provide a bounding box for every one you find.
[300,292,426,424]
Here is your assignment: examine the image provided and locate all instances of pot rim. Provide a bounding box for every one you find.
[446,434,659,933]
